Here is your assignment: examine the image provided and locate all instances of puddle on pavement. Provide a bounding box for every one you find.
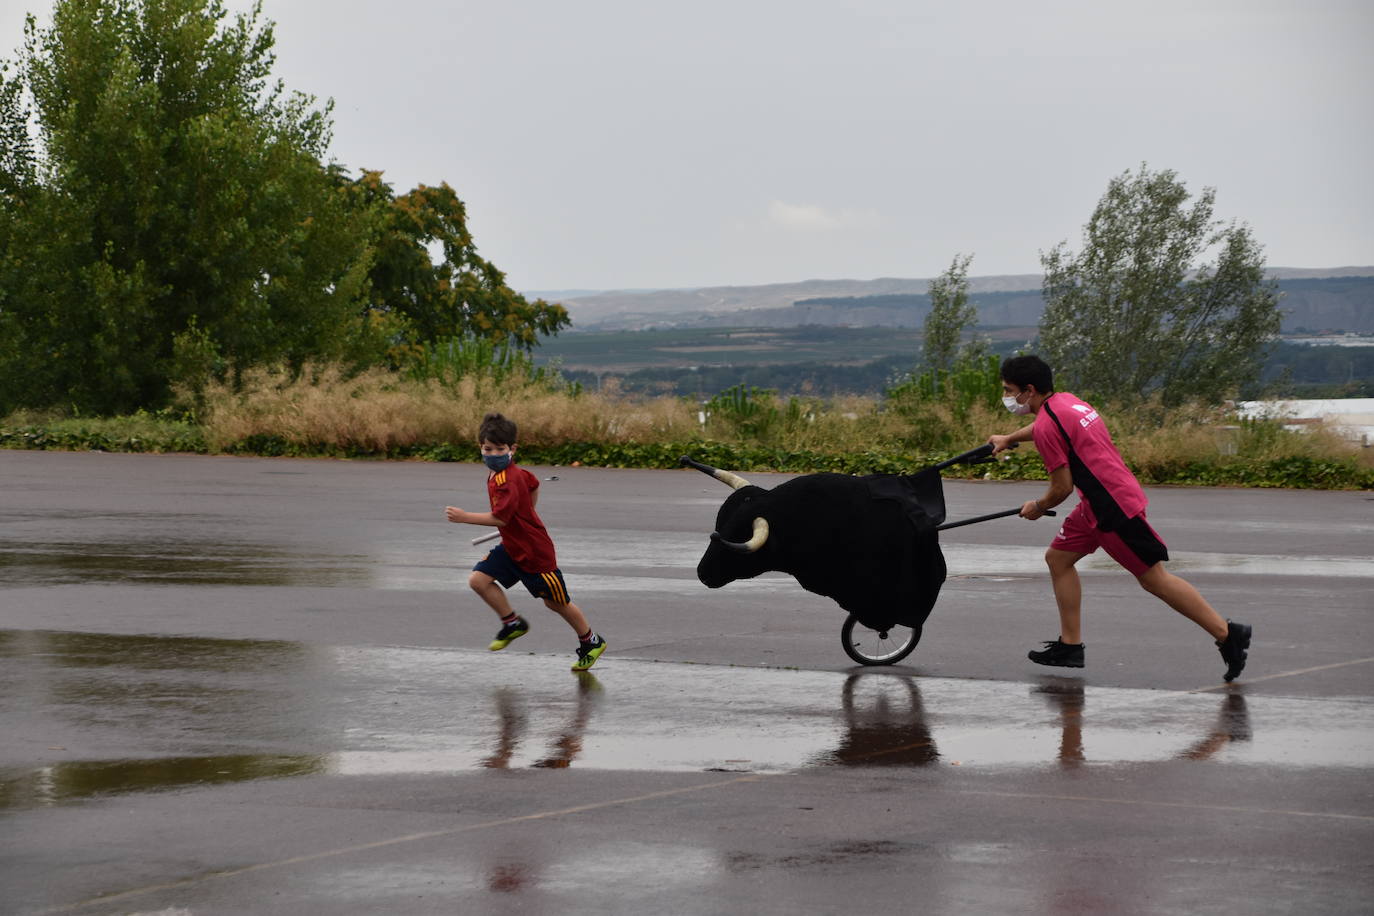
[3,631,1372,809]
[4,524,1370,594]
[0,754,325,808]
[0,539,373,587]
[0,629,309,671]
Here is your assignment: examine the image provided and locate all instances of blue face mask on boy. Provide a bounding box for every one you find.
[482,452,513,471]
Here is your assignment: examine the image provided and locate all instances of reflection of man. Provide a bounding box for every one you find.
[1032,678,1252,767]
[827,674,939,766]
[1178,693,1251,761]
[1033,677,1085,768]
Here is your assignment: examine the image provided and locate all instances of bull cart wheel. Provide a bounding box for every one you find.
[840,614,921,666]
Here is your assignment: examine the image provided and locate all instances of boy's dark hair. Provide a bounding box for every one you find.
[1001,355,1054,394]
[478,412,518,446]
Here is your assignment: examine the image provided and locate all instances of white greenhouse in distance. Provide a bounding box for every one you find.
[1233,399,1374,447]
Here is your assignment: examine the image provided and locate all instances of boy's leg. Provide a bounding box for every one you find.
[543,598,607,671]
[541,597,591,635]
[522,568,606,670]
[1046,548,1088,645]
[470,569,516,618]
[470,565,529,651]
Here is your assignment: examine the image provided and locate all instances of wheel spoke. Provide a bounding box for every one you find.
[841,615,920,665]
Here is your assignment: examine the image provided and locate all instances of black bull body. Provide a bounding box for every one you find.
[683,457,949,633]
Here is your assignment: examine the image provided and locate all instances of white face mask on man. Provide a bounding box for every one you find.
[1002,391,1033,415]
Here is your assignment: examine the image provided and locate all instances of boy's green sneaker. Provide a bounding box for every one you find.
[571,635,606,671]
[489,617,529,651]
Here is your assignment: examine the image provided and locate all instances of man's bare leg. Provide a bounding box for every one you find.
[1046,548,1088,644]
[1136,563,1228,641]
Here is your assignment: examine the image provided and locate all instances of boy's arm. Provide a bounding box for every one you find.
[444,506,505,527]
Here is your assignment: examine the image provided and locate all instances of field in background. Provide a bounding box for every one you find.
[533,326,1035,372]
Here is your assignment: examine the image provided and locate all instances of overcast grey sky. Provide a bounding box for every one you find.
[4,0,1372,290]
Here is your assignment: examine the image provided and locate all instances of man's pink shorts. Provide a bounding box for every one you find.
[1049,502,1169,576]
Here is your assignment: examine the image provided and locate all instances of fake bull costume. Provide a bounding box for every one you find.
[681,456,949,636]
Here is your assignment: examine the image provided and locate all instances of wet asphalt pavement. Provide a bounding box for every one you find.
[2,449,1372,915]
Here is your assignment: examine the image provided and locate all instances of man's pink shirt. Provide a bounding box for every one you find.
[1032,392,1148,521]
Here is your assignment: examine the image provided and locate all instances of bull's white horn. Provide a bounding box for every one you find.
[679,456,753,491]
[714,469,752,491]
[716,517,770,554]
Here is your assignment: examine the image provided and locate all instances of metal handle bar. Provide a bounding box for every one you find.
[936,505,1055,532]
[932,441,1018,472]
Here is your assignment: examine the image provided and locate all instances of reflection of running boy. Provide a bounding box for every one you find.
[445,412,607,672]
[987,355,1251,682]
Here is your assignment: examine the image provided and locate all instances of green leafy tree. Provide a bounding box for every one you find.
[922,253,980,371]
[349,171,570,355]
[0,0,374,413]
[1039,164,1281,406]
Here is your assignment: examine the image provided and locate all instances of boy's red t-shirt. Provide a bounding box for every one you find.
[1032,391,1148,525]
[487,463,558,572]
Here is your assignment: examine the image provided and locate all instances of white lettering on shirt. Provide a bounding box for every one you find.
[1069,402,1099,428]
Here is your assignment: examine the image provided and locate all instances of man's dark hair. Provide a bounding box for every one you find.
[1001,355,1054,394]
[478,412,518,446]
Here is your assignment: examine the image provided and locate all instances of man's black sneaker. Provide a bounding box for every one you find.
[489,617,529,651]
[1217,620,1252,682]
[1029,639,1084,668]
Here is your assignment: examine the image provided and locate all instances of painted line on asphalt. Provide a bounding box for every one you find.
[44,774,766,914]
[964,789,1374,823]
[1187,655,1374,694]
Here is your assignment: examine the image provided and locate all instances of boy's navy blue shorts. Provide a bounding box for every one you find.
[473,543,571,605]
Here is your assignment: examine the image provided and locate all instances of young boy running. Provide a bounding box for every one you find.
[445,412,607,672]
[987,355,1251,681]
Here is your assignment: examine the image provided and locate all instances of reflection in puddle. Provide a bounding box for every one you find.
[0,629,307,671]
[2,631,1371,810]
[479,673,603,770]
[313,842,718,901]
[1035,677,1087,767]
[817,675,940,767]
[0,754,325,807]
[1177,693,1252,760]
[0,539,372,587]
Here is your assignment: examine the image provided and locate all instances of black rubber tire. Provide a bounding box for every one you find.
[840,614,921,666]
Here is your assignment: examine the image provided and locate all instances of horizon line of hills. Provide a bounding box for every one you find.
[528,267,1374,334]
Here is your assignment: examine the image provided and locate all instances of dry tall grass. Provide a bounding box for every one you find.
[1110,403,1369,473]
[190,363,1371,471]
[195,364,703,452]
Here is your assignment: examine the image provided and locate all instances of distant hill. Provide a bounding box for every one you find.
[542,268,1374,333]
[549,274,1043,327]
